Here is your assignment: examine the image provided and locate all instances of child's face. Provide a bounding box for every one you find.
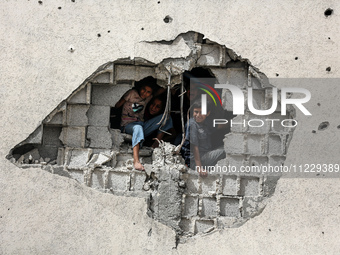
[193,107,210,123]
[140,86,153,99]
[149,98,162,116]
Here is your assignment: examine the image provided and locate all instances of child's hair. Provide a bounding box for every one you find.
[135,76,157,95]
[191,99,212,111]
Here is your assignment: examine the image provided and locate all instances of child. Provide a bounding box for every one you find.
[181,100,225,177]
[115,84,153,171]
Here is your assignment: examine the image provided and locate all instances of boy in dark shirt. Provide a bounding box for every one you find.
[181,100,225,177]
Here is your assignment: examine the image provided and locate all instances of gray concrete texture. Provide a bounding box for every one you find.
[1,0,340,254]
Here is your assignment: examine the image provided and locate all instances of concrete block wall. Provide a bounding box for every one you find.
[180,171,262,235]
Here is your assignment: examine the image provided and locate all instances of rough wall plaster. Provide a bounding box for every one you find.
[1,0,340,254]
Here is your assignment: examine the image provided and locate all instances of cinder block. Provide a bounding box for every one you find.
[115,65,136,81]
[249,156,268,167]
[91,84,132,106]
[242,197,262,218]
[57,147,65,165]
[110,129,125,150]
[179,218,193,233]
[221,89,234,111]
[92,72,111,83]
[194,220,214,234]
[69,170,84,184]
[182,195,198,217]
[268,135,283,155]
[220,198,240,217]
[247,114,270,134]
[47,112,64,125]
[91,170,105,190]
[268,113,290,133]
[66,148,92,169]
[224,134,244,154]
[201,197,217,217]
[226,68,247,89]
[186,174,199,194]
[87,126,112,149]
[201,175,218,195]
[135,66,156,81]
[87,105,110,127]
[38,145,58,161]
[68,86,87,104]
[247,135,263,155]
[250,75,262,90]
[42,126,62,146]
[226,155,245,169]
[239,177,259,196]
[230,115,247,133]
[246,89,265,110]
[268,156,285,166]
[59,127,86,147]
[66,105,89,126]
[130,172,146,191]
[197,44,222,66]
[222,175,237,195]
[108,172,130,191]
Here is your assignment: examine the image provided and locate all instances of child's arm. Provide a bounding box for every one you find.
[193,145,208,177]
[115,97,126,108]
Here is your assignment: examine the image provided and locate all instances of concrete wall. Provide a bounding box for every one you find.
[1,0,340,254]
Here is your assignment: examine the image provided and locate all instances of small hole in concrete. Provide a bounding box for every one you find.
[328,37,331,40]
[318,121,329,131]
[58,6,61,9]
[312,130,316,133]
[269,229,271,231]
[141,27,144,30]
[337,125,340,129]
[97,33,101,37]
[71,0,75,2]
[322,231,324,234]
[163,15,173,23]
[295,57,298,60]
[317,103,321,106]
[276,73,279,77]
[324,8,333,17]
[326,67,331,72]
[158,1,160,3]
[38,0,42,4]
[107,30,110,33]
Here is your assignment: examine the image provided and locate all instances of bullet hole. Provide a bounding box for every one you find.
[97,33,101,38]
[295,57,298,60]
[58,6,61,9]
[141,27,144,30]
[269,229,271,232]
[324,8,333,17]
[316,173,320,176]
[337,125,340,129]
[107,30,110,33]
[0,216,2,218]
[326,67,331,72]
[163,15,173,23]
[328,37,331,40]
[322,231,324,234]
[318,121,329,131]
[252,163,255,166]
[317,103,321,106]
[8,208,10,211]
[71,0,75,2]
[68,45,75,52]
[38,0,42,4]
[133,223,135,225]
[312,130,316,133]
[158,1,160,3]
[276,73,279,77]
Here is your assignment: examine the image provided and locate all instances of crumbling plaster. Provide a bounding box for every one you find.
[1,0,340,254]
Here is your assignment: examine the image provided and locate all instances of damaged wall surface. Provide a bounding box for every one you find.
[1,0,340,254]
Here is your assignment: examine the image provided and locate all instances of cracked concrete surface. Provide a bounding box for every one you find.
[7,32,296,242]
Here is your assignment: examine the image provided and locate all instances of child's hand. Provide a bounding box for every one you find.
[197,166,208,177]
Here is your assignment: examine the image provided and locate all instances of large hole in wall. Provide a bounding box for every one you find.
[6,31,295,243]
